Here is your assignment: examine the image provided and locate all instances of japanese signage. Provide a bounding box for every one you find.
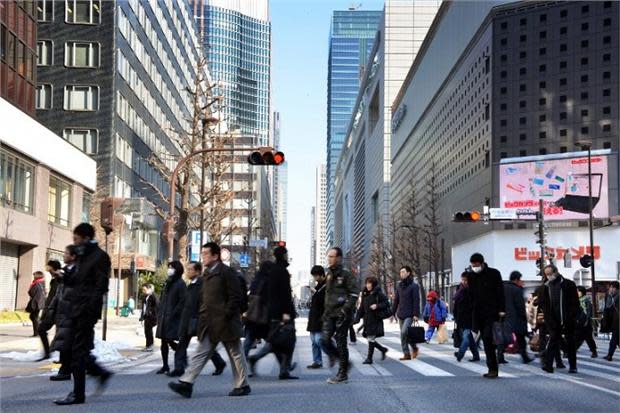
[499,152,609,220]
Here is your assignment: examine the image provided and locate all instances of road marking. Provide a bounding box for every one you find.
[573,358,620,373]
[347,342,392,376]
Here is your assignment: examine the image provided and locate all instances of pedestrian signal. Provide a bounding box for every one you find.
[453,211,481,222]
[579,254,593,268]
[248,147,285,165]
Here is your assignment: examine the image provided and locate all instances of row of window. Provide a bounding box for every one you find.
[0,148,88,227]
[37,0,101,24]
[500,35,614,62]
[500,87,613,101]
[0,26,36,82]
[500,102,612,117]
[499,123,614,137]
[500,141,614,160]
[498,2,614,31]
[499,18,614,46]
[498,55,614,79]
[36,40,99,67]
[36,84,98,111]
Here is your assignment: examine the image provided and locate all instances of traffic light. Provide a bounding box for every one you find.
[452,211,481,222]
[579,254,593,268]
[273,241,286,247]
[248,147,285,165]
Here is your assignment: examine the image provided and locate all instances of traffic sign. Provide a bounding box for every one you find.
[239,253,250,268]
[249,238,268,248]
[489,208,518,220]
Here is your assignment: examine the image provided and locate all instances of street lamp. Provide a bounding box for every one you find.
[575,141,597,316]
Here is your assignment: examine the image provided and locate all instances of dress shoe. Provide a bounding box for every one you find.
[212,363,226,376]
[380,348,388,361]
[53,392,85,405]
[166,369,184,377]
[542,365,554,373]
[483,370,498,379]
[362,358,372,365]
[522,356,534,364]
[306,363,322,369]
[327,374,348,384]
[591,352,598,358]
[568,368,578,374]
[279,373,299,380]
[604,355,613,362]
[399,353,411,361]
[498,359,509,364]
[142,346,154,352]
[411,349,419,359]
[156,366,170,374]
[49,373,71,381]
[228,385,251,397]
[469,357,480,362]
[36,353,51,362]
[454,352,463,362]
[556,362,566,369]
[168,381,193,398]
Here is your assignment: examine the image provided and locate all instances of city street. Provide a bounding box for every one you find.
[1,319,618,412]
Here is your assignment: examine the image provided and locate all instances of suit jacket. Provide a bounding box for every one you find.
[197,261,243,343]
[178,277,203,337]
[140,294,158,326]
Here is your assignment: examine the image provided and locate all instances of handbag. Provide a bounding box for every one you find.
[505,333,519,354]
[246,294,269,325]
[452,326,462,348]
[407,322,426,344]
[267,321,296,351]
[529,332,541,352]
[492,320,513,346]
[437,324,448,344]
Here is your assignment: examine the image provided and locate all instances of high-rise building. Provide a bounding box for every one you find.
[272,111,287,240]
[0,1,37,114]
[325,8,381,250]
[313,164,327,267]
[35,0,206,293]
[194,0,271,145]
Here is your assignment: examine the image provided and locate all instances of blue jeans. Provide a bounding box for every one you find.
[310,332,323,365]
[425,325,437,342]
[398,317,418,353]
[458,328,480,359]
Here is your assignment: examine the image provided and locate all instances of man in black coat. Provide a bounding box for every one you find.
[391,266,421,360]
[468,253,505,379]
[453,272,480,362]
[155,261,186,374]
[140,284,158,351]
[538,265,579,374]
[307,265,326,369]
[53,223,112,406]
[169,261,226,377]
[37,260,62,360]
[499,271,533,364]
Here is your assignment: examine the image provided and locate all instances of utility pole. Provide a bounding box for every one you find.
[537,199,546,276]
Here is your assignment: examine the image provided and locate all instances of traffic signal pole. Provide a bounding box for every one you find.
[537,199,546,276]
[586,146,597,316]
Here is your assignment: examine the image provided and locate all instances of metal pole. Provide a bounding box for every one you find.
[116,218,123,316]
[538,199,545,276]
[441,238,445,298]
[587,147,597,315]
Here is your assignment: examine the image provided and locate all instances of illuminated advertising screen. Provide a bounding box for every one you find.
[499,152,609,220]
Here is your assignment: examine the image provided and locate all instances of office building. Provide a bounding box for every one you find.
[390,1,619,287]
[325,8,382,250]
[312,164,327,267]
[272,111,287,240]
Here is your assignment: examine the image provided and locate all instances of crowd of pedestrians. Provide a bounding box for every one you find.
[24,228,620,405]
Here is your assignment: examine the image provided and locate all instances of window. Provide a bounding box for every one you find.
[559,61,567,69]
[539,98,546,106]
[36,84,52,109]
[500,136,507,143]
[519,67,526,76]
[519,133,526,141]
[500,54,507,62]
[582,4,589,13]
[519,84,526,92]
[603,106,611,115]
[560,112,567,120]
[520,18,527,26]
[581,109,589,118]
[48,176,71,227]
[500,152,507,159]
[539,31,547,40]
[115,134,132,166]
[520,51,526,59]
[0,149,35,213]
[581,40,589,48]
[500,119,507,127]
[603,88,611,97]
[500,70,507,79]
[539,81,546,89]
[539,64,546,73]
[500,87,507,95]
[603,18,611,26]
[560,10,567,18]
[520,34,527,43]
[581,22,589,31]
[560,146,567,153]
[114,176,131,198]
[560,27,567,35]
[539,148,547,155]
[560,78,567,86]
[539,47,546,56]
[65,42,99,67]
[560,95,567,103]
[581,75,588,83]
[519,101,526,109]
[604,1,612,8]
[602,124,611,132]
[539,131,547,139]
[581,57,588,66]
[500,103,507,111]
[603,142,611,149]
[560,44,567,52]
[560,129,567,136]
[500,38,507,46]
[581,127,589,135]
[37,0,54,21]
[603,71,611,80]
[81,192,91,223]
[581,91,588,100]
[539,114,546,122]
[519,117,526,125]
[371,192,378,223]
[603,35,611,45]
[37,40,53,65]
[65,0,101,24]
[500,22,508,30]
[602,53,611,62]
[540,14,547,23]
[520,150,527,157]
[64,85,98,110]
[63,128,98,154]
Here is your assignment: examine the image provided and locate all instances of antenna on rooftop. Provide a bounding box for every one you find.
[349,3,362,11]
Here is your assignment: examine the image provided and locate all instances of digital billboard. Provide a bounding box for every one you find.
[499,151,609,220]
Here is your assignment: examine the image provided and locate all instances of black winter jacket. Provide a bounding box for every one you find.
[178,277,202,337]
[503,281,528,335]
[469,264,505,328]
[267,260,295,321]
[356,287,389,338]
[453,285,474,330]
[392,276,420,319]
[140,294,158,326]
[41,276,61,321]
[50,265,76,352]
[156,274,186,340]
[537,275,579,331]
[307,281,326,332]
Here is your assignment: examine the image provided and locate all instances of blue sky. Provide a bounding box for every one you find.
[270,0,384,278]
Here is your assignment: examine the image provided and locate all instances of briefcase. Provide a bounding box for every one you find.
[407,323,426,344]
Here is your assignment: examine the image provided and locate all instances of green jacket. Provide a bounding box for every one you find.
[323,265,359,318]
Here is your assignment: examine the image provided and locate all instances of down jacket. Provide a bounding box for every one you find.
[50,265,76,353]
[156,273,186,340]
[356,286,389,338]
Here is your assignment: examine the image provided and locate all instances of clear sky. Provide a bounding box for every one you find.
[270,0,384,279]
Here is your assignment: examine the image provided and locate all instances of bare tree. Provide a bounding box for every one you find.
[424,161,442,291]
[367,219,398,295]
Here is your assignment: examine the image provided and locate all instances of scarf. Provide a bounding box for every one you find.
[29,277,45,290]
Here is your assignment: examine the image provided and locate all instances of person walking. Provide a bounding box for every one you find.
[168,242,250,398]
[422,290,447,342]
[155,261,186,375]
[36,260,62,360]
[169,261,226,377]
[53,223,112,405]
[499,271,533,364]
[26,271,46,339]
[468,253,505,379]
[320,247,359,384]
[243,261,272,358]
[575,286,597,358]
[356,276,389,364]
[602,281,619,361]
[537,264,579,374]
[140,284,158,352]
[48,246,79,381]
[392,266,421,360]
[453,272,480,362]
[307,265,327,369]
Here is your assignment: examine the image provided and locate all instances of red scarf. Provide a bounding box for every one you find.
[429,300,440,327]
[29,277,45,290]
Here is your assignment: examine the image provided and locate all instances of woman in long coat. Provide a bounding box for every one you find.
[356,276,390,364]
[155,261,186,374]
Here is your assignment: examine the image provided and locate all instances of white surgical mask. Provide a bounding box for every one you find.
[167,268,175,277]
[471,266,482,274]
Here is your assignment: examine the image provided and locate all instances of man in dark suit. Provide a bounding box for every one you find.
[168,242,250,398]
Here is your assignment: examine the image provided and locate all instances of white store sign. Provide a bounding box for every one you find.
[452,227,620,282]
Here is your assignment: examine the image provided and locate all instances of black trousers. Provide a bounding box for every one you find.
[349,325,357,343]
[576,324,597,354]
[545,327,576,370]
[144,323,154,347]
[58,349,72,375]
[71,318,108,399]
[175,334,226,371]
[607,329,619,358]
[160,339,178,369]
[479,322,498,372]
[29,312,39,336]
[37,314,54,356]
[321,313,352,376]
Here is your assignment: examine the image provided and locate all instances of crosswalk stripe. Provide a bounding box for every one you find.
[573,358,620,373]
[347,344,392,377]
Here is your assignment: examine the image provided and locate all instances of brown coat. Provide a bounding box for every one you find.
[197,261,243,343]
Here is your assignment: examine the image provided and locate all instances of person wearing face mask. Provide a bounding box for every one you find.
[155,261,186,375]
[140,284,158,352]
[467,253,506,379]
[537,264,579,374]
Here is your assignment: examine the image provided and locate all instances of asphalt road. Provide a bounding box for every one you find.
[1,319,618,413]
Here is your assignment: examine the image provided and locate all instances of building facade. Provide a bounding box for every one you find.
[332,1,440,277]
[325,8,382,250]
[390,1,619,287]
[1,96,96,310]
[0,0,37,115]
[312,164,327,267]
[35,0,207,298]
[272,111,287,241]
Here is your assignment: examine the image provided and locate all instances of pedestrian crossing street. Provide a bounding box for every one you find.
[114,329,620,396]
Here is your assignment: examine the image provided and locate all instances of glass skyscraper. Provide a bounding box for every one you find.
[195,0,271,145]
[326,9,381,247]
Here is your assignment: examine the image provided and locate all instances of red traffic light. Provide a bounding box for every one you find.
[453,211,481,222]
[247,147,285,165]
[273,241,286,247]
